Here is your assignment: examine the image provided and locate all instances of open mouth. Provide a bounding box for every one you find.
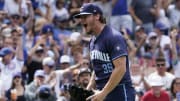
[83,24,87,28]
[83,23,92,34]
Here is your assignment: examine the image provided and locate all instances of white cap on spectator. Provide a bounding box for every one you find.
[47,50,55,58]
[70,32,81,42]
[160,36,171,49]
[2,27,12,37]
[146,32,157,43]
[135,25,144,32]
[42,57,55,66]
[36,46,43,51]
[148,32,157,38]
[149,75,164,86]
[34,70,45,77]
[60,55,70,64]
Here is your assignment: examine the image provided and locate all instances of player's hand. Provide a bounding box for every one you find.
[86,90,107,101]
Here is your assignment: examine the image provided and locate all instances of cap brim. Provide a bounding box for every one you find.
[73,12,92,18]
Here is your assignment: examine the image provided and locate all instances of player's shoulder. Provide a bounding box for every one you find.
[111,28,121,35]
[107,26,124,39]
[103,25,118,34]
[100,25,124,42]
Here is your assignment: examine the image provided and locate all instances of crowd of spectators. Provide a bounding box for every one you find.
[0,0,180,101]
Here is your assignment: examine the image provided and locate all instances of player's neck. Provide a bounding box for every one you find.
[93,23,105,36]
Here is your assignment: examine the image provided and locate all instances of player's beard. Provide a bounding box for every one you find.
[86,30,93,35]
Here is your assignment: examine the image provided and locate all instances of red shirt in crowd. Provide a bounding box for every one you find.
[141,90,170,101]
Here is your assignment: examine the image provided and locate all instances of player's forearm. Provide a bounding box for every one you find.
[102,66,126,95]
[102,59,126,95]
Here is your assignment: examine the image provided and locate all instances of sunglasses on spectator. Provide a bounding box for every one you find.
[14,76,21,79]
[11,15,20,20]
[156,63,165,67]
[150,36,157,40]
[37,76,45,78]
[35,50,44,54]
[175,82,180,85]
[83,62,89,65]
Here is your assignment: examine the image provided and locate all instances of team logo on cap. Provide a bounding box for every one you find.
[93,9,97,13]
[80,6,84,12]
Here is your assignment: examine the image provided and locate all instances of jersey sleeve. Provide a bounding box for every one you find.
[107,34,128,60]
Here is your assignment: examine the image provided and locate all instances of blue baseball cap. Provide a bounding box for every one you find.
[31,0,39,9]
[155,22,167,30]
[38,85,51,97]
[42,24,53,34]
[42,57,55,67]
[155,18,170,30]
[0,47,14,57]
[74,3,103,18]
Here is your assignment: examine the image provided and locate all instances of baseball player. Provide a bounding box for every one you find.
[74,3,135,101]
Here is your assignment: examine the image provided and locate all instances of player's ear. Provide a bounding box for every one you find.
[94,14,106,24]
[94,14,100,21]
[99,15,106,24]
